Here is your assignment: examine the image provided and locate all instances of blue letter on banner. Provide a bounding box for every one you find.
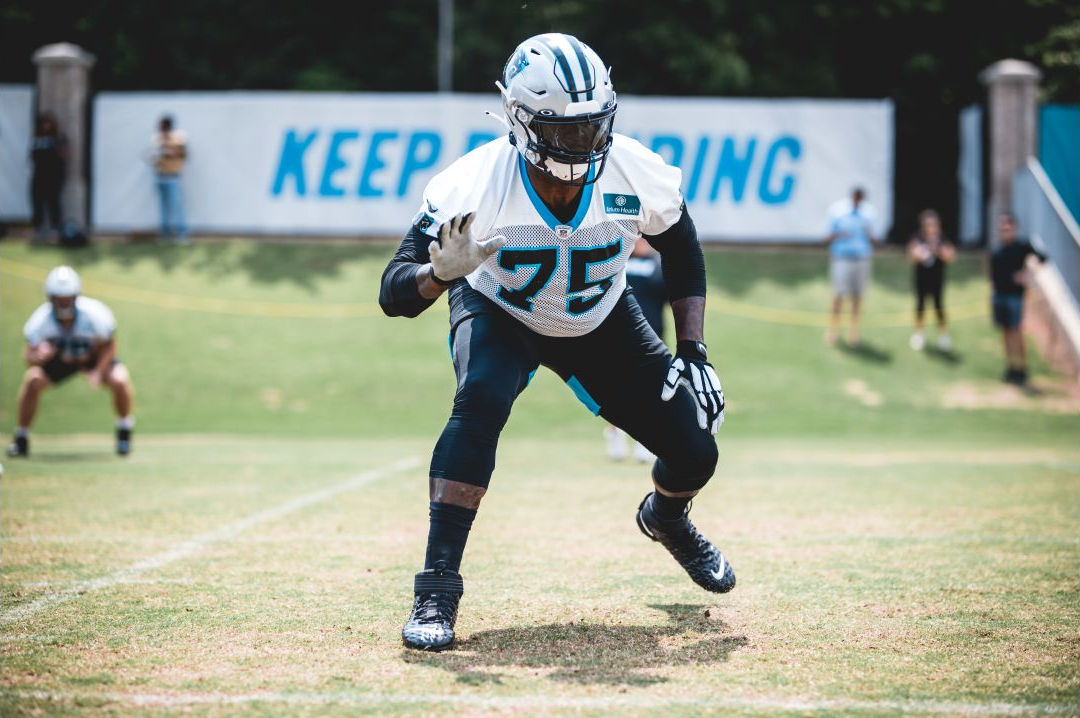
[710,137,757,203]
[397,132,442,197]
[359,131,399,198]
[319,130,359,197]
[758,136,801,205]
[271,129,317,197]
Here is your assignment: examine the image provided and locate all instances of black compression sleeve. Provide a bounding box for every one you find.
[643,208,706,301]
[378,225,437,318]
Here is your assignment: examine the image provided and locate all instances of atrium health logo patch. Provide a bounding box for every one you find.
[603,193,640,216]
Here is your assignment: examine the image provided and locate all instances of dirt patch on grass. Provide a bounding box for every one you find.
[940,380,1078,414]
[843,379,882,407]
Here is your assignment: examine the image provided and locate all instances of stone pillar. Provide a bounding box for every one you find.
[32,43,96,232]
[980,59,1041,246]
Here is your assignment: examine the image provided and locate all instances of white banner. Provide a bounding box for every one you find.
[92,91,893,241]
[0,85,34,221]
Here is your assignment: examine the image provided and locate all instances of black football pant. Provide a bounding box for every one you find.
[430,284,718,494]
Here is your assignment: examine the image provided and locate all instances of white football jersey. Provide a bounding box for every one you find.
[414,134,683,337]
[24,296,116,363]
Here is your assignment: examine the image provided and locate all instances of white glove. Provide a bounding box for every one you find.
[428,213,505,283]
[661,341,725,434]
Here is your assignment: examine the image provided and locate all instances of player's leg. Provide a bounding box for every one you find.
[156,179,170,239]
[911,276,927,350]
[103,361,136,455]
[548,292,732,593]
[404,308,539,651]
[848,258,870,345]
[932,274,950,350]
[827,259,844,344]
[8,366,52,457]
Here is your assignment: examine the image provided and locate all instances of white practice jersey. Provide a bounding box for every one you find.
[24,296,116,363]
[413,134,684,337]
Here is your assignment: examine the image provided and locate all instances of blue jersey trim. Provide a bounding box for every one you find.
[566,375,601,415]
[517,155,595,234]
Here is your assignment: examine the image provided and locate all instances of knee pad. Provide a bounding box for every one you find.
[651,438,718,493]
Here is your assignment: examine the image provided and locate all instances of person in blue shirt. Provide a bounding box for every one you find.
[825,187,878,345]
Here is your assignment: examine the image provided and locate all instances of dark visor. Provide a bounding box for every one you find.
[530,111,615,156]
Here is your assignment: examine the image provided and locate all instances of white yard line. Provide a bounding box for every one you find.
[2,689,1076,716]
[1,457,420,626]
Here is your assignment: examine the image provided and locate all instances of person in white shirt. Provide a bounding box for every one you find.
[380,33,733,651]
[7,266,136,458]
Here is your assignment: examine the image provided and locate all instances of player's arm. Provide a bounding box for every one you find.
[24,341,56,367]
[379,224,447,318]
[644,207,724,434]
[644,207,706,341]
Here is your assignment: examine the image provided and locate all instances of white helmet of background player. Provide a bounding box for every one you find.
[497,33,617,185]
[44,265,81,320]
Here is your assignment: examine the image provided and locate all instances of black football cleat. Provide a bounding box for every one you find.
[636,492,736,594]
[6,436,28,458]
[116,428,132,456]
[401,564,463,651]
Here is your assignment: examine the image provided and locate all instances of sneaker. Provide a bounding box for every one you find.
[1002,368,1027,385]
[604,426,627,461]
[632,441,655,463]
[116,428,132,456]
[401,565,463,651]
[636,492,735,594]
[936,334,952,352]
[909,332,925,351]
[6,435,28,458]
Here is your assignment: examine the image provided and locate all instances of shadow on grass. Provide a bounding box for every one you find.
[26,238,392,292]
[837,340,893,364]
[15,452,119,463]
[924,346,963,365]
[402,603,748,686]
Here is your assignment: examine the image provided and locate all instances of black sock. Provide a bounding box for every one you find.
[650,491,691,521]
[423,502,477,573]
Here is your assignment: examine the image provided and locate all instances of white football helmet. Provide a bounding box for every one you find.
[45,266,81,298]
[497,33,617,185]
[45,266,80,320]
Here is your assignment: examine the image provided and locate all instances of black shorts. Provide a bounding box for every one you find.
[42,356,119,384]
[432,283,715,489]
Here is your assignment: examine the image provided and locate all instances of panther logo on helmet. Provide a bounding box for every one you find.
[496,33,617,186]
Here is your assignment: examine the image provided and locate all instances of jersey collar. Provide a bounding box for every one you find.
[517,155,594,235]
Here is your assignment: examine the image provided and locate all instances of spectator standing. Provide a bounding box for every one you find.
[606,238,668,463]
[907,209,956,351]
[151,115,189,244]
[990,213,1045,386]
[825,187,878,346]
[29,112,67,243]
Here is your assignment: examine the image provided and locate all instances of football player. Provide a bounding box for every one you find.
[379,33,734,652]
[7,266,136,457]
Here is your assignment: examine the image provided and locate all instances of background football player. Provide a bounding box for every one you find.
[380,33,732,651]
[7,266,136,458]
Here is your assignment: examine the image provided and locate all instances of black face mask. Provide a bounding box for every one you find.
[531,112,614,156]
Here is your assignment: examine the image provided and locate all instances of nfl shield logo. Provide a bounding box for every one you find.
[555,225,572,239]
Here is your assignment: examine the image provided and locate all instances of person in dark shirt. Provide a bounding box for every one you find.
[907,209,956,351]
[990,213,1046,385]
[29,112,67,242]
[606,238,669,462]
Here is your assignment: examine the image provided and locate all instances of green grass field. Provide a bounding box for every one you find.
[1,239,1077,717]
